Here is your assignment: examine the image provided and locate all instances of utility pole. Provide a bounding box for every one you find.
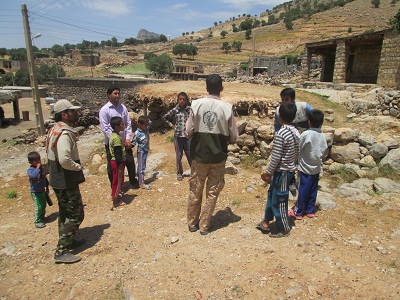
[21,4,45,135]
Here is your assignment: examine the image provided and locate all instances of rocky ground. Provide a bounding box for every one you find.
[0,84,399,299]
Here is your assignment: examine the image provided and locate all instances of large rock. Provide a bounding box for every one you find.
[357,134,376,148]
[330,143,360,163]
[225,160,238,175]
[236,120,247,135]
[373,178,400,193]
[333,128,359,143]
[380,148,400,173]
[236,134,256,147]
[257,125,275,141]
[377,133,399,149]
[259,140,273,159]
[368,143,388,159]
[359,155,376,168]
[316,191,337,210]
[245,120,261,134]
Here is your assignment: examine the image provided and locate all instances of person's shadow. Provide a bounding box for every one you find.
[145,172,158,184]
[209,207,241,233]
[71,223,111,254]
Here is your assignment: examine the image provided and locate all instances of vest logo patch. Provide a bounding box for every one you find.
[203,111,218,131]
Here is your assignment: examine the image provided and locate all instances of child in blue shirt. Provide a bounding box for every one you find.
[131,116,152,190]
[27,151,49,228]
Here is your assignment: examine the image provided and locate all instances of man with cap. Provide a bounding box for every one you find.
[47,99,85,264]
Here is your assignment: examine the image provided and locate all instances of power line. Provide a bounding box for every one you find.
[29,11,127,40]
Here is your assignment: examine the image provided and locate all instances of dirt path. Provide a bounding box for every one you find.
[0,85,399,299]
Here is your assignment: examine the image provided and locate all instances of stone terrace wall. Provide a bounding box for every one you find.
[49,77,164,103]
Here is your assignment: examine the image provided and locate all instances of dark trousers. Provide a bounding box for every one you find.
[105,145,137,186]
[174,136,192,175]
[264,171,293,232]
[54,185,84,255]
[295,171,319,216]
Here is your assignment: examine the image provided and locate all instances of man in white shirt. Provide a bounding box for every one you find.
[99,87,139,189]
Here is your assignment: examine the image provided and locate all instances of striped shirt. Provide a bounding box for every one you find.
[267,125,300,176]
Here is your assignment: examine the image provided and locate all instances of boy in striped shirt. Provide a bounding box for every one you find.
[257,102,299,238]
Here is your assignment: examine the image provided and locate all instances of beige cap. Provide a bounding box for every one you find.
[54,99,81,114]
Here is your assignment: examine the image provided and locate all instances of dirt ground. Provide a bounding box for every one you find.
[0,84,399,299]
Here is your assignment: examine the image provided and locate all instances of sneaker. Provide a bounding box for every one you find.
[35,223,46,228]
[306,213,315,218]
[54,252,81,264]
[288,209,302,220]
[177,174,183,181]
[269,231,290,238]
[200,230,209,235]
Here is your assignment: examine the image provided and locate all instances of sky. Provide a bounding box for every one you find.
[1,0,286,49]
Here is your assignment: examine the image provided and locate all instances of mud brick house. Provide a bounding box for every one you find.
[302,30,400,89]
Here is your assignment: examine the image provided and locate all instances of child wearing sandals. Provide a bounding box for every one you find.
[257,102,299,238]
[131,116,152,190]
[109,116,126,207]
[289,109,327,220]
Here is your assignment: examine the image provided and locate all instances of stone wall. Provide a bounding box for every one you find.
[377,31,400,89]
[352,44,381,84]
[49,77,163,103]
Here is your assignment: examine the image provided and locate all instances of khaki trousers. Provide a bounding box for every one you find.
[187,160,225,231]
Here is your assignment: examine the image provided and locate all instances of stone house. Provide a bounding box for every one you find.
[302,30,400,89]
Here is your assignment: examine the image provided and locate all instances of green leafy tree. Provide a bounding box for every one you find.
[389,9,400,32]
[0,72,13,86]
[232,40,242,52]
[221,41,231,53]
[37,64,66,83]
[214,22,218,26]
[0,48,7,57]
[172,43,188,58]
[371,0,380,8]
[159,34,168,42]
[9,48,27,61]
[239,18,253,31]
[51,44,65,57]
[261,20,267,26]
[253,19,261,28]
[245,28,252,39]
[187,44,198,59]
[145,53,173,78]
[284,18,294,30]
[14,68,30,86]
[220,30,228,38]
[144,52,157,60]
[267,14,279,25]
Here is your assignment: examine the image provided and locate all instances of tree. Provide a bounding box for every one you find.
[144,52,157,60]
[232,40,242,52]
[51,44,65,57]
[261,20,267,26]
[284,18,294,30]
[389,9,400,32]
[0,71,13,86]
[9,48,27,61]
[221,41,231,53]
[159,34,168,42]
[13,68,30,86]
[220,30,228,38]
[245,29,252,39]
[214,22,218,26]
[371,0,380,8]
[111,37,118,47]
[187,44,198,59]
[172,43,187,58]
[145,53,173,78]
[239,18,253,31]
[0,48,7,57]
[37,64,66,83]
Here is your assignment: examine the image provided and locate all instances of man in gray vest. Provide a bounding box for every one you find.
[47,99,85,264]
